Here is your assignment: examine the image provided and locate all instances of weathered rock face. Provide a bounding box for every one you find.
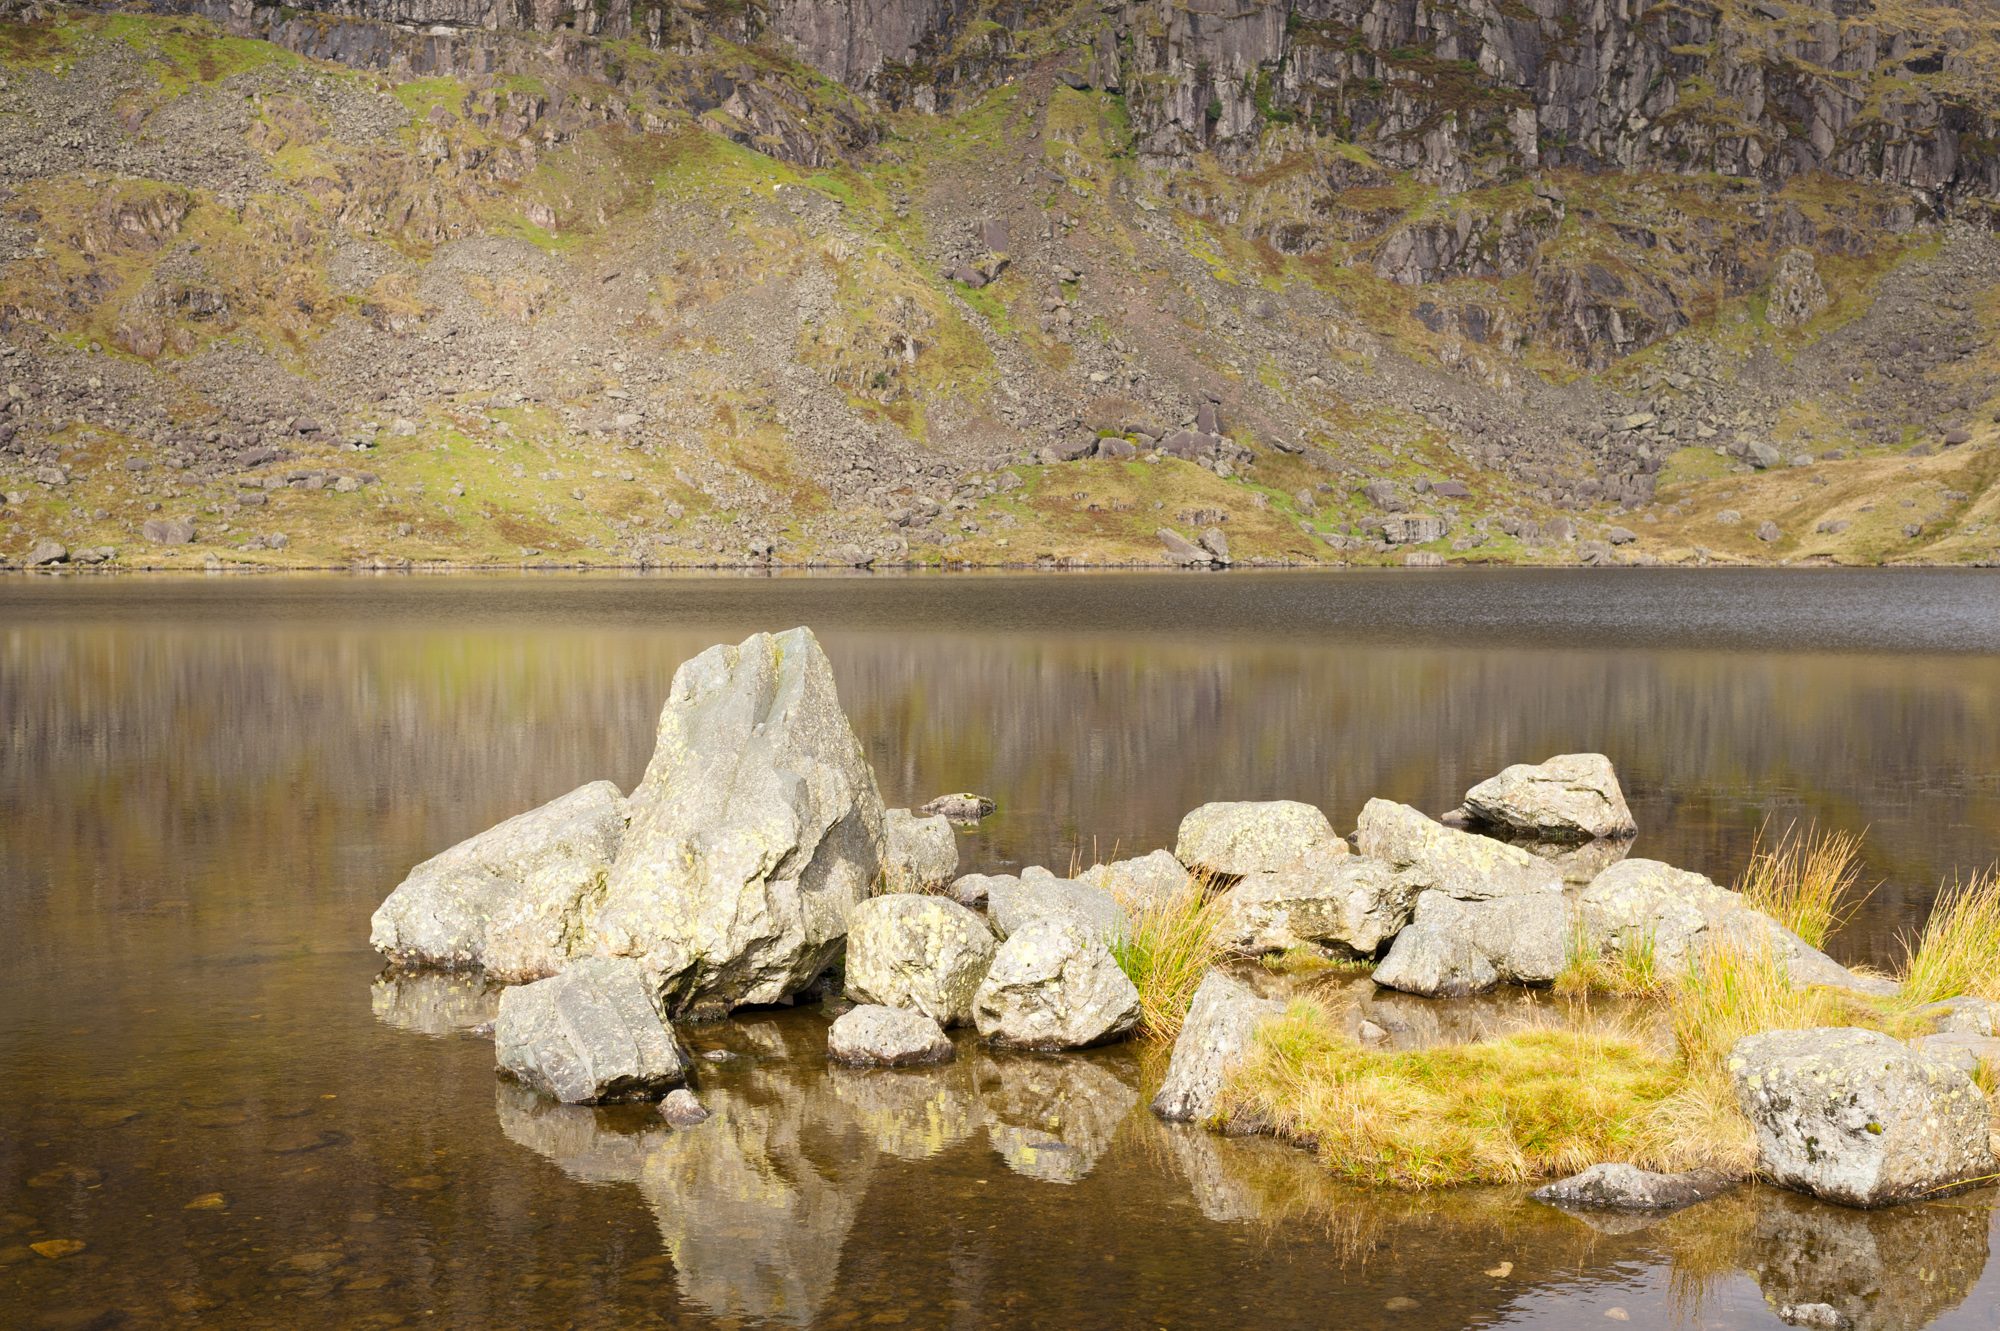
[880,807,958,892]
[1077,849,1194,910]
[1457,753,1636,843]
[1175,800,1342,879]
[1151,968,1286,1125]
[1356,797,1563,898]
[843,892,995,1027]
[495,956,693,1104]
[1372,889,1569,996]
[985,874,1129,945]
[1729,1027,1997,1208]
[1768,249,1832,329]
[1577,858,1887,993]
[1216,851,1415,959]
[972,918,1141,1051]
[826,1003,955,1066]
[370,780,627,982]
[944,871,1013,910]
[584,628,884,1016]
[1531,1163,1733,1213]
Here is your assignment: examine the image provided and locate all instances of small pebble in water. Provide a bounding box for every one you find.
[1485,1261,1512,1278]
[1605,1309,1630,1321]
[1384,1296,1419,1311]
[30,1239,85,1259]
[185,1193,226,1210]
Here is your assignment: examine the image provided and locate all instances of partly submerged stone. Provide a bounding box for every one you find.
[583,628,885,1015]
[844,893,995,1027]
[1216,851,1416,959]
[1532,1163,1733,1213]
[370,780,627,982]
[919,792,995,823]
[827,1004,955,1067]
[495,957,693,1104]
[881,808,958,892]
[1457,753,1637,843]
[1151,969,1287,1125]
[1077,849,1194,910]
[1729,1027,1996,1208]
[1175,800,1342,878]
[972,918,1141,1051]
[657,1088,711,1126]
[986,874,1129,946]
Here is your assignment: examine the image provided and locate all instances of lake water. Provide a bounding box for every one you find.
[3,568,1998,1330]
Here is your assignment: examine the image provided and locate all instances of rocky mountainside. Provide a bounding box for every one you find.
[1,0,1998,569]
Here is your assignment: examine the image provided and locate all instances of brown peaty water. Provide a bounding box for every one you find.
[2,568,1997,1330]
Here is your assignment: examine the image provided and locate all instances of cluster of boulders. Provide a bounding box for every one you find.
[373,626,1997,1213]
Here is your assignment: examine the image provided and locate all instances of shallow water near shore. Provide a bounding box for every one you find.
[4,568,1998,1329]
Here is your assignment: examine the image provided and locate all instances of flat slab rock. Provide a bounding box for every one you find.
[1532,1163,1734,1213]
[1174,800,1342,878]
[827,1004,954,1067]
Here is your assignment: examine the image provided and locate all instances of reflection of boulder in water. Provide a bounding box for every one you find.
[494,1019,875,1328]
[1155,1123,1268,1223]
[977,1051,1139,1184]
[370,970,501,1035]
[1746,1189,1992,1331]
[827,1058,983,1161]
[639,1078,875,1325]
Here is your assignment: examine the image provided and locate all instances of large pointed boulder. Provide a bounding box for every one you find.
[370,780,628,982]
[583,628,885,1015]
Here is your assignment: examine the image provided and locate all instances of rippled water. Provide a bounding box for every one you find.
[3,569,1997,1330]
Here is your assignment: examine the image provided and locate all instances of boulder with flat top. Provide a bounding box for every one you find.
[496,956,693,1104]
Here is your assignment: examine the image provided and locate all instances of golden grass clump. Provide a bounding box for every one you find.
[1220,999,1680,1189]
[1555,916,1664,998]
[1896,871,2000,1008]
[1735,821,1868,950]
[1109,881,1228,1042]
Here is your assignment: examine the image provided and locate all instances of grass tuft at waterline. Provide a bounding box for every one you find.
[1110,881,1228,1041]
[1735,821,1870,950]
[1896,871,2000,1008]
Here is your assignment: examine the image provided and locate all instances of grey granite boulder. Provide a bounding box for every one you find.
[1919,996,2000,1037]
[827,1004,954,1066]
[1356,798,1563,900]
[1151,969,1287,1125]
[945,871,1014,910]
[583,628,885,1015]
[1457,753,1637,843]
[881,808,958,892]
[1909,1032,2000,1075]
[370,780,627,982]
[1578,859,1890,994]
[919,791,994,823]
[1216,851,1416,959]
[657,1088,711,1126]
[1175,800,1342,878]
[1371,890,1569,996]
[1532,1163,1733,1212]
[986,874,1129,945]
[1077,849,1194,909]
[972,918,1141,1050]
[844,893,995,1027]
[1729,1027,1997,1207]
[495,956,693,1104]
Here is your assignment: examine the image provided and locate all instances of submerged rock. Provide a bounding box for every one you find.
[495,956,693,1104]
[1151,969,1287,1126]
[1729,1027,1996,1207]
[657,1088,711,1126]
[881,808,958,892]
[827,1004,955,1066]
[1532,1163,1732,1212]
[1216,851,1416,959]
[1456,753,1636,843]
[986,874,1129,945]
[843,893,995,1027]
[369,780,627,982]
[583,628,885,1015]
[919,792,995,823]
[972,918,1140,1051]
[1175,800,1342,878]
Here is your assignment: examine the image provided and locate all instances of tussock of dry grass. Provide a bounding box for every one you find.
[1736,821,1868,950]
[1109,881,1227,1042]
[1221,999,1679,1189]
[1897,871,2000,1008]
[1555,916,1664,998]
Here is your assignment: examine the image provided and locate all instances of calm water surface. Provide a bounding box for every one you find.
[3,569,1998,1330]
